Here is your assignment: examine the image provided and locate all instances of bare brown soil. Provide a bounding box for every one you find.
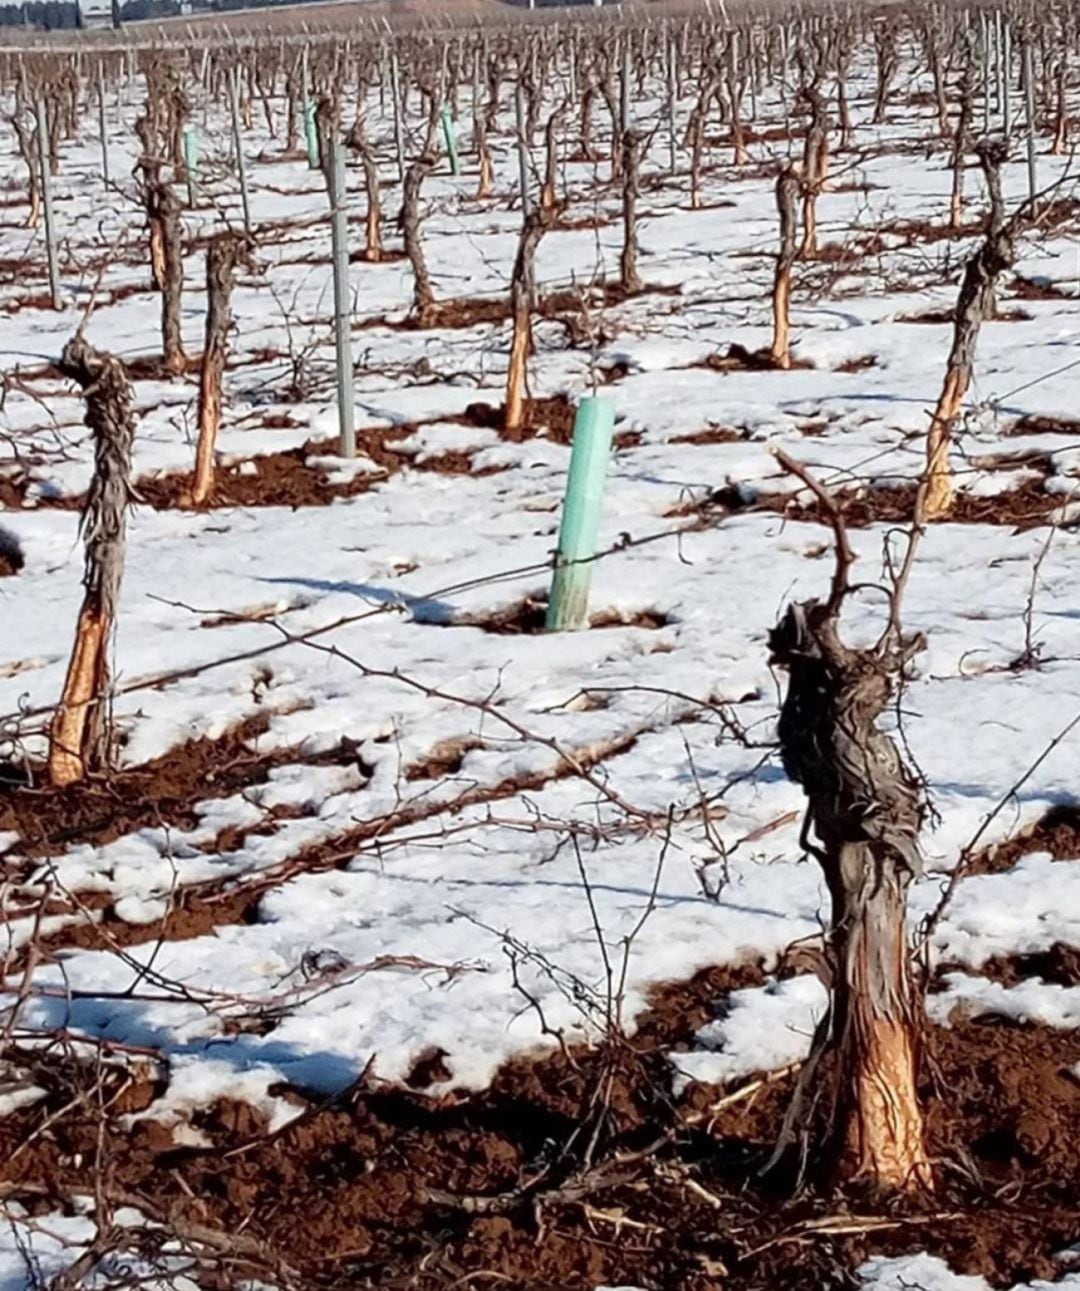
[752,479,1063,530]
[671,426,745,445]
[362,282,679,334]
[0,713,310,857]
[953,942,1080,989]
[1008,414,1080,437]
[696,344,815,373]
[2,966,1078,1290]
[444,595,668,634]
[1010,275,1075,301]
[20,401,576,513]
[968,804,1080,876]
[462,393,578,444]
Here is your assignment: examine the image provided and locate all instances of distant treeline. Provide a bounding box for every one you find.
[0,1,81,28]
[0,0,374,28]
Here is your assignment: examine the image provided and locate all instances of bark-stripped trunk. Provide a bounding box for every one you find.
[190,236,241,507]
[769,580,930,1192]
[10,107,42,230]
[770,164,800,369]
[49,338,135,788]
[799,86,829,260]
[360,141,383,263]
[541,108,563,211]
[1053,57,1069,155]
[619,129,643,295]
[504,204,557,439]
[925,142,1015,519]
[402,155,436,326]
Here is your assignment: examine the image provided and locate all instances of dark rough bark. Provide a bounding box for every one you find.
[402,155,437,326]
[769,592,930,1191]
[872,24,899,123]
[619,129,644,295]
[49,337,135,787]
[147,178,185,373]
[926,140,1016,518]
[504,202,559,437]
[770,163,800,368]
[949,54,975,230]
[191,236,243,506]
[798,85,829,259]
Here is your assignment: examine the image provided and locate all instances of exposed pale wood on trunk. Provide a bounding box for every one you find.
[768,481,931,1191]
[926,140,1016,519]
[771,164,800,369]
[504,203,558,438]
[191,236,243,508]
[49,338,135,788]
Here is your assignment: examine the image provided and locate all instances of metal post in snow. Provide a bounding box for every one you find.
[35,96,61,311]
[96,73,109,187]
[182,125,198,207]
[979,11,990,134]
[667,35,677,175]
[304,100,320,170]
[516,80,531,218]
[390,46,406,183]
[301,46,319,169]
[440,105,460,175]
[996,20,1006,137]
[228,67,252,236]
[328,136,356,459]
[546,396,616,632]
[1023,39,1038,204]
[620,34,631,134]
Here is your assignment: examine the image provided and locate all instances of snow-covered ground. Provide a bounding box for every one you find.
[2,21,1080,1288]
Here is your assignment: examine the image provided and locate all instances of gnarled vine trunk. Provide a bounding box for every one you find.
[49,338,135,787]
[769,596,931,1192]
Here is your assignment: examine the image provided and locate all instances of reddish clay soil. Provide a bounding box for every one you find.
[696,344,815,374]
[0,713,364,860]
[1009,275,1075,301]
[750,479,1062,530]
[24,400,577,513]
[2,715,648,959]
[953,942,1080,989]
[363,282,679,334]
[1008,414,1080,437]
[136,420,512,511]
[2,963,1078,1290]
[460,393,578,445]
[441,595,668,634]
[967,804,1080,875]
[671,426,745,445]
